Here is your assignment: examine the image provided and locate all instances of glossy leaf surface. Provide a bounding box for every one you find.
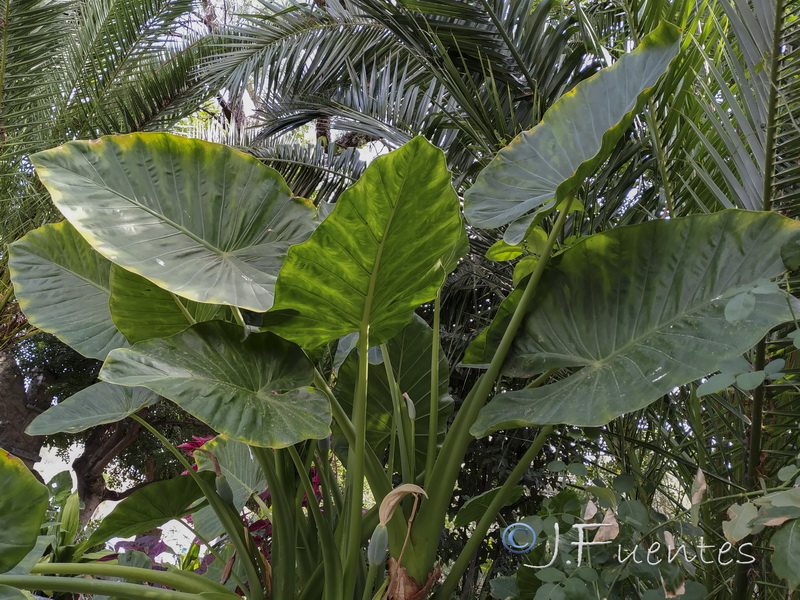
[8,222,127,359]
[100,321,330,447]
[0,450,49,574]
[266,136,468,348]
[31,133,317,311]
[335,315,453,471]
[25,383,157,435]
[468,211,800,433]
[464,23,680,239]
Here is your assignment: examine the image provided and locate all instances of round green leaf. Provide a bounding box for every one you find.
[778,465,798,482]
[8,221,127,359]
[30,133,317,311]
[100,321,331,447]
[0,450,49,574]
[697,373,736,396]
[25,382,157,435]
[724,291,756,323]
[464,23,680,238]
[468,211,800,433]
[735,370,766,390]
[109,265,228,344]
[265,136,468,349]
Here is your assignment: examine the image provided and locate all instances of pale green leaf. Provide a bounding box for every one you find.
[468,211,800,433]
[100,321,330,448]
[771,520,800,589]
[464,23,680,235]
[30,133,317,311]
[25,383,157,435]
[8,221,128,359]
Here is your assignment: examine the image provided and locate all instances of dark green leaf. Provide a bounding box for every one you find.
[193,436,267,539]
[109,266,227,344]
[100,322,330,448]
[30,133,317,311]
[618,500,649,532]
[265,136,468,349]
[454,486,523,528]
[335,315,453,471]
[84,472,214,549]
[489,576,518,600]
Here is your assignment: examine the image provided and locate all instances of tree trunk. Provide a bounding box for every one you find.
[73,418,145,525]
[0,349,55,479]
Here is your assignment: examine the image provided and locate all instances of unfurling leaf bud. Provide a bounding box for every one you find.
[367,523,389,566]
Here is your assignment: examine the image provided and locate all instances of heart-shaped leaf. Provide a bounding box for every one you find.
[8,221,127,359]
[0,450,49,574]
[468,211,800,434]
[464,23,681,241]
[100,321,330,447]
[25,383,157,435]
[265,136,468,349]
[30,133,317,311]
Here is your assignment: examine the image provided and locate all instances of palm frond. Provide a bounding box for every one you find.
[249,140,367,204]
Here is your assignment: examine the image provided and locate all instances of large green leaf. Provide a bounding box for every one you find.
[463,22,681,240]
[468,211,800,434]
[193,436,267,539]
[265,136,468,349]
[30,133,317,311]
[25,383,157,435]
[8,221,127,359]
[0,450,49,574]
[109,265,228,344]
[83,472,215,549]
[335,315,453,471]
[100,321,330,447]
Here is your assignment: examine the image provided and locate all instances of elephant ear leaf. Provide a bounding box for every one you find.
[100,321,331,448]
[464,22,681,243]
[0,450,49,574]
[469,211,800,435]
[25,383,157,435]
[8,221,127,359]
[265,136,468,349]
[30,133,317,311]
